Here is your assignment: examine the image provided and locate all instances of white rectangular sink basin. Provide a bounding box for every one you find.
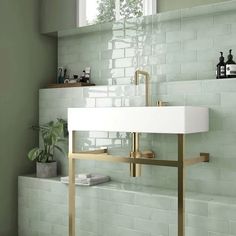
[68,106,209,134]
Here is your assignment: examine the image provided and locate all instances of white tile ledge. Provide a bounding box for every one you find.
[19,175,236,206]
[40,84,137,91]
[39,78,236,92]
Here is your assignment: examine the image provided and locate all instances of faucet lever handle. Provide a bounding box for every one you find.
[141,150,155,159]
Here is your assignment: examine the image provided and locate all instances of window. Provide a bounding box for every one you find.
[77,0,157,27]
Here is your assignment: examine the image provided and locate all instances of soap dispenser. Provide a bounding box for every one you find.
[226,49,236,78]
[216,52,226,79]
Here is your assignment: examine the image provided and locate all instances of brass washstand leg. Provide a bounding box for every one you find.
[69,131,75,236]
[178,134,185,236]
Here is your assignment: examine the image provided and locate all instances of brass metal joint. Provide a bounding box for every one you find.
[200,152,210,162]
[130,151,155,159]
[130,151,142,158]
[157,100,168,106]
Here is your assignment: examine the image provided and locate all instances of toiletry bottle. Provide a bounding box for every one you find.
[80,70,86,83]
[85,67,91,83]
[216,52,226,79]
[58,68,64,84]
[63,68,68,81]
[226,49,236,78]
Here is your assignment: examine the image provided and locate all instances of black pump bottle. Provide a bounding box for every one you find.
[226,49,236,78]
[216,52,226,79]
[226,49,235,64]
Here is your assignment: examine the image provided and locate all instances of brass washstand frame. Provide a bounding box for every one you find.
[68,70,210,236]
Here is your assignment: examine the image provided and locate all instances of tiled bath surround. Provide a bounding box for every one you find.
[18,176,236,236]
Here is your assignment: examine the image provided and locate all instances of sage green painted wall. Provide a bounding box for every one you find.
[157,0,230,12]
[40,0,77,34]
[0,0,57,235]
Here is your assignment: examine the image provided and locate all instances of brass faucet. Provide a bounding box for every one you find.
[134,70,151,106]
[130,70,155,177]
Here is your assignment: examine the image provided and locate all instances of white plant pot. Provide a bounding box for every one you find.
[36,161,57,178]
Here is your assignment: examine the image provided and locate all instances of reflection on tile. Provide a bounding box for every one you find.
[115,77,133,85]
[83,86,108,98]
[115,58,133,68]
[96,98,113,107]
[114,40,133,49]
[113,98,122,107]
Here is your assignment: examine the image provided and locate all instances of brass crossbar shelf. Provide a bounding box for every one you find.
[68,131,210,236]
[71,152,209,168]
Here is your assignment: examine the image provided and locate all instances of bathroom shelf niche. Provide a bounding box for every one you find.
[55,0,236,38]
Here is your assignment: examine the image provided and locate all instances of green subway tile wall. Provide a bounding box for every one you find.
[18,176,236,236]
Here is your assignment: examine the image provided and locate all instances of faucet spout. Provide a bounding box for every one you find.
[134,70,151,106]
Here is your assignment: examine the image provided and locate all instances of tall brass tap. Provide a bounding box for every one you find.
[134,70,151,106]
[130,70,154,177]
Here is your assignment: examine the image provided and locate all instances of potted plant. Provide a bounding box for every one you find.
[28,118,67,178]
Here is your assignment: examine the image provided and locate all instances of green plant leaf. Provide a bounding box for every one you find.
[29,118,68,162]
[28,147,43,161]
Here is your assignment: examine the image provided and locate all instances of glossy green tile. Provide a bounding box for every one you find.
[166,30,196,43]
[134,218,168,235]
